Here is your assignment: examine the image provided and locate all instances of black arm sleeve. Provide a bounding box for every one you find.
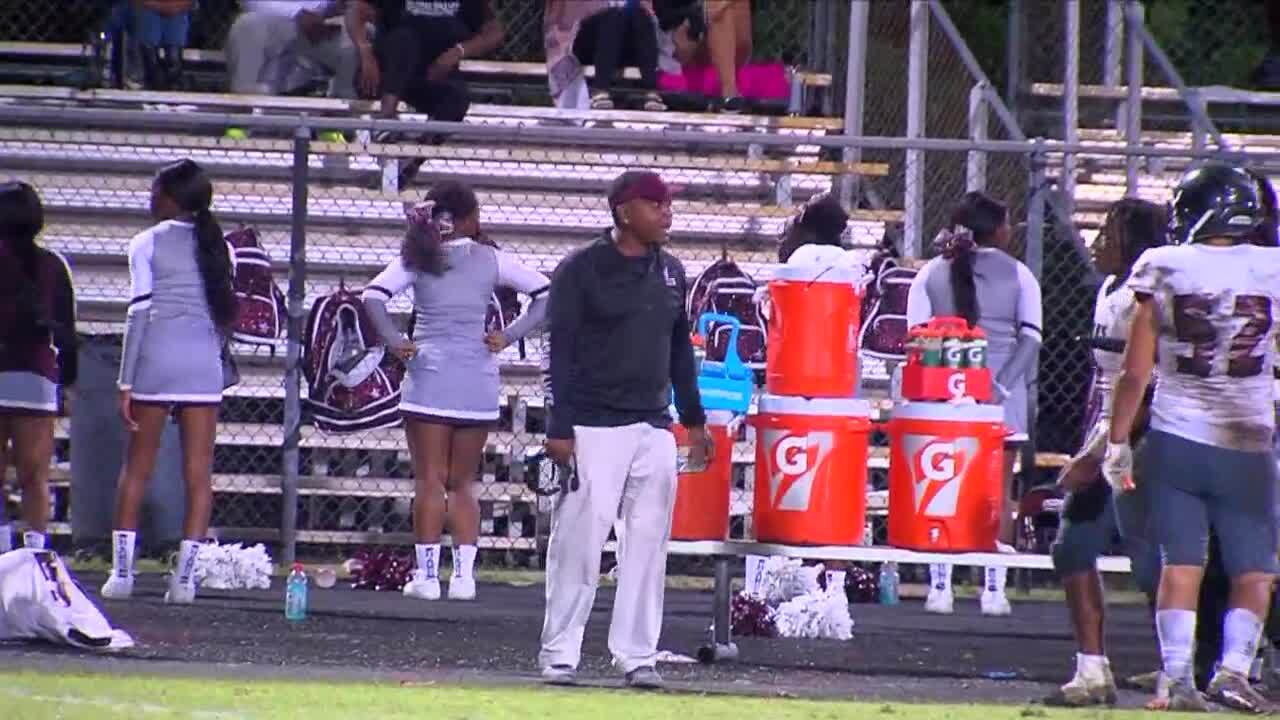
[547,256,585,440]
[669,264,706,428]
[51,256,79,387]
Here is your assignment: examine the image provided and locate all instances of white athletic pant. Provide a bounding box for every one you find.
[224,12,359,98]
[539,423,678,673]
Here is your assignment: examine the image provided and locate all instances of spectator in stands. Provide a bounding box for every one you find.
[573,1,666,111]
[664,0,753,113]
[1254,1,1280,90]
[906,192,1042,619]
[101,159,237,606]
[0,182,77,554]
[346,0,504,140]
[127,0,195,91]
[225,2,359,102]
[361,181,548,602]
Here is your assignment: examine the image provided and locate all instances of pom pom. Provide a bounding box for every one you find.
[348,548,413,592]
[844,565,880,604]
[730,591,776,637]
[773,587,854,640]
[191,542,274,590]
[755,556,823,605]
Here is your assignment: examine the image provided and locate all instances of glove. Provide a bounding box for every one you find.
[1101,441,1135,492]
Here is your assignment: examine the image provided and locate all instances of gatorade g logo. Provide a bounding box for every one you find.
[902,434,980,517]
[947,373,966,399]
[764,430,834,511]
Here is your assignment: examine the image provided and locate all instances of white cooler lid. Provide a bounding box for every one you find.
[757,393,871,417]
[770,263,862,285]
[891,401,1004,423]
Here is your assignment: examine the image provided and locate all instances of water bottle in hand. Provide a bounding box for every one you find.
[285,563,308,621]
[878,561,899,606]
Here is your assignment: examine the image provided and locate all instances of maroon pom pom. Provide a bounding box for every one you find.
[349,549,413,592]
[845,565,879,604]
[730,592,776,637]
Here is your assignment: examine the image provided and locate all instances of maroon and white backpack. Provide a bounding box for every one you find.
[858,252,917,361]
[686,258,767,367]
[302,283,405,434]
[226,227,287,345]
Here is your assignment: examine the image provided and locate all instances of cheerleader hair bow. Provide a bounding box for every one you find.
[932,224,976,260]
[405,201,455,238]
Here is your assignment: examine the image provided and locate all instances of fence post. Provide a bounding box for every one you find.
[1062,0,1080,217]
[967,85,988,193]
[839,0,870,210]
[1004,0,1026,118]
[1124,0,1144,197]
[904,0,930,259]
[1021,142,1048,565]
[1104,0,1124,89]
[281,120,311,567]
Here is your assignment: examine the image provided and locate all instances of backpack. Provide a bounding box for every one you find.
[858,252,917,360]
[686,258,767,367]
[0,549,134,651]
[226,227,287,346]
[302,283,405,434]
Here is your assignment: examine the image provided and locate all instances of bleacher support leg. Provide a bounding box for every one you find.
[698,555,739,664]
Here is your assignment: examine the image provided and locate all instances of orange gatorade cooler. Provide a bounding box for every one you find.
[751,395,872,545]
[765,264,861,398]
[886,402,1007,551]
[671,412,736,541]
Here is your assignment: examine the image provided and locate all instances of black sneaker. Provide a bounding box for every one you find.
[719,96,748,114]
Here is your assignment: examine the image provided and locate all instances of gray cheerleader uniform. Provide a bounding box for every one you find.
[361,238,549,424]
[119,220,233,405]
[905,247,1043,442]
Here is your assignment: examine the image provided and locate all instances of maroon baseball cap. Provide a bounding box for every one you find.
[608,171,671,211]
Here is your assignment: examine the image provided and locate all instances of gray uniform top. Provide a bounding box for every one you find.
[362,238,549,421]
[906,246,1043,439]
[119,219,235,404]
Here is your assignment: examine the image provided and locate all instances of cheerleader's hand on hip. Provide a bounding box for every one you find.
[1102,441,1135,492]
[118,389,138,432]
[484,331,508,353]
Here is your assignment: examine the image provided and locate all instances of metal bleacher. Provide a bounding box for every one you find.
[0,79,900,551]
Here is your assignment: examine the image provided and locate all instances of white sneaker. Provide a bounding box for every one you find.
[100,575,134,600]
[1046,668,1118,706]
[996,541,1017,554]
[164,581,196,605]
[925,587,954,614]
[447,575,476,601]
[403,570,441,600]
[981,590,1012,616]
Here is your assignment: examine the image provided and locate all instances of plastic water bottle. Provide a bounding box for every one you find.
[285,563,308,621]
[878,561,899,606]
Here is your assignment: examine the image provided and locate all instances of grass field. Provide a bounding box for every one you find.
[3,671,1154,720]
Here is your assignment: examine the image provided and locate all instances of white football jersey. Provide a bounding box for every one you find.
[1090,274,1140,423]
[1127,244,1280,452]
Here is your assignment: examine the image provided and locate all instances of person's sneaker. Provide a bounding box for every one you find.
[447,575,476,601]
[924,587,953,614]
[224,127,249,140]
[624,666,664,690]
[1207,669,1272,714]
[403,570,441,600]
[719,96,748,114]
[590,91,614,110]
[100,575,134,600]
[164,581,195,605]
[980,591,1012,617]
[373,129,403,144]
[542,665,577,686]
[996,541,1017,554]
[1044,669,1119,707]
[317,130,345,143]
[1149,677,1213,712]
[1126,669,1164,692]
[642,92,667,112]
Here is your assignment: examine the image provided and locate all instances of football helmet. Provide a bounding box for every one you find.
[1168,163,1268,245]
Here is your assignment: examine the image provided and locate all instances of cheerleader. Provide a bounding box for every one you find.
[0,181,77,553]
[362,181,548,601]
[101,159,237,604]
[906,191,1043,617]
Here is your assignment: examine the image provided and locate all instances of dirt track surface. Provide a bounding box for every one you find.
[0,573,1161,706]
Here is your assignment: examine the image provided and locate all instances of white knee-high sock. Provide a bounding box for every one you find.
[22,530,46,550]
[1221,608,1264,676]
[415,543,440,579]
[0,524,12,553]
[1156,609,1197,683]
[174,540,201,588]
[929,563,953,592]
[452,545,477,579]
[984,565,1007,594]
[111,530,136,579]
